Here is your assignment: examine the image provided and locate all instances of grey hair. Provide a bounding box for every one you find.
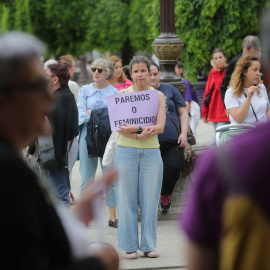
[0,31,44,59]
[242,35,261,52]
[260,8,270,62]
[92,58,114,78]
[44,59,57,71]
[0,32,45,95]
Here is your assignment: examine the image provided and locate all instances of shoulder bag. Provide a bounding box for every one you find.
[37,140,73,170]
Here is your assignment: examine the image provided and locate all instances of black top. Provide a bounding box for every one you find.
[48,85,79,166]
[0,136,104,270]
[220,52,242,105]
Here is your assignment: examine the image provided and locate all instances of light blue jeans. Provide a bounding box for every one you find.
[79,123,104,191]
[115,146,163,252]
[212,121,230,145]
[105,180,117,207]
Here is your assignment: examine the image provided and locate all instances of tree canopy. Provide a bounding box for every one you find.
[0,0,269,81]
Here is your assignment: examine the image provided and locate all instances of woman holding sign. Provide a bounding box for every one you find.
[149,62,189,214]
[114,56,166,259]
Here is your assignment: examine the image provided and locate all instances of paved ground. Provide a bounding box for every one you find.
[70,119,214,270]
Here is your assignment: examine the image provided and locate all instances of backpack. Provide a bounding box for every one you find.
[85,108,112,158]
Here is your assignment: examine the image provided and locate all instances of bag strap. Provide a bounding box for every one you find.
[210,83,215,95]
[123,80,126,89]
[243,93,258,122]
[166,109,181,135]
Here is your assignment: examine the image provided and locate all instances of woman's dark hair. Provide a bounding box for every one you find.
[149,61,160,72]
[129,56,150,73]
[48,63,70,86]
[176,61,183,69]
[212,48,226,58]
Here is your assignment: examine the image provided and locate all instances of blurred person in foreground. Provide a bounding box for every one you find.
[180,10,270,270]
[108,55,133,90]
[0,31,118,270]
[58,54,80,101]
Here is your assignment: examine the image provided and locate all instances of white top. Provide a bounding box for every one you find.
[68,80,80,101]
[225,84,269,126]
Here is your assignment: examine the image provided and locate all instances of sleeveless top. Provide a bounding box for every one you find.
[117,86,159,149]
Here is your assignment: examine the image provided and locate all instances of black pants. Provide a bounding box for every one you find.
[160,141,182,196]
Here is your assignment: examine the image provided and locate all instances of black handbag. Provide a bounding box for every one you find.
[38,140,73,170]
[204,83,215,108]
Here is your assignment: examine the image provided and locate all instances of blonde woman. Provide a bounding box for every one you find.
[225,55,270,125]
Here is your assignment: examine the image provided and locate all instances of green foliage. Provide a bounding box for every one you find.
[174,0,270,81]
[128,0,159,51]
[0,0,269,81]
[83,0,128,53]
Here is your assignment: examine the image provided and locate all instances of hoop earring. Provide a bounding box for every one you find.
[244,75,246,80]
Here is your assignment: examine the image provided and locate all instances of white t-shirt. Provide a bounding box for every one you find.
[225,84,269,126]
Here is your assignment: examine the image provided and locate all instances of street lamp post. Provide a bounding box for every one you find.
[152,0,186,98]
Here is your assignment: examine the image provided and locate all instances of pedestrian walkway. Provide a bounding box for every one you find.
[70,119,214,269]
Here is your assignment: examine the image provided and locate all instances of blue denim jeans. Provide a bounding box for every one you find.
[115,146,163,252]
[105,181,117,207]
[47,168,70,205]
[79,123,104,191]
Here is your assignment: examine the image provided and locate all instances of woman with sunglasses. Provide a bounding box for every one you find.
[77,58,118,199]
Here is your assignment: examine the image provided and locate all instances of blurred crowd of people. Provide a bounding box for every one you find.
[0,6,270,270]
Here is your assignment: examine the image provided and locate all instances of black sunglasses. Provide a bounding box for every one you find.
[91,67,106,73]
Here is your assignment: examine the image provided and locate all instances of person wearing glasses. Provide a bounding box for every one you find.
[58,54,79,101]
[0,31,119,269]
[77,58,118,195]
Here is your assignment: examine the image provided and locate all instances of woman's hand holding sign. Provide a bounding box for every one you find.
[138,126,158,140]
[118,122,138,133]
[118,122,158,140]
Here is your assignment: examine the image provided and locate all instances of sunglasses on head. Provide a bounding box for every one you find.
[91,67,106,73]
